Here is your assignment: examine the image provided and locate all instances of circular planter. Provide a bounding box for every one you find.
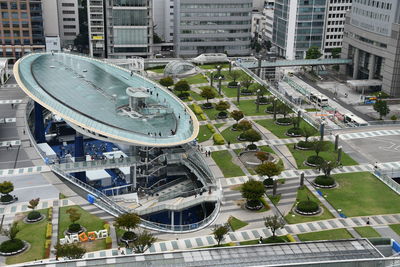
[294,205,322,216]
[202,104,214,110]
[237,136,247,141]
[240,92,253,96]
[216,113,228,119]
[294,142,314,150]
[275,121,292,126]
[312,176,337,189]
[231,127,238,131]
[245,200,263,211]
[0,197,17,205]
[120,231,138,244]
[285,132,302,137]
[304,161,319,167]
[0,240,29,256]
[24,213,45,224]
[64,226,86,236]
[254,101,270,105]
[227,85,237,88]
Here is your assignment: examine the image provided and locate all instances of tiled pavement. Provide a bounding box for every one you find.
[0,165,50,177]
[0,198,74,217]
[0,139,21,147]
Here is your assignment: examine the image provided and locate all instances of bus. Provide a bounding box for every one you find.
[343,113,369,127]
[310,93,329,107]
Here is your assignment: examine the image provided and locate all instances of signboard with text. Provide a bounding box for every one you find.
[60,229,108,245]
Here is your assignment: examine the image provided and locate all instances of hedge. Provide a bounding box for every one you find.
[47,208,53,221]
[192,104,204,115]
[286,234,296,242]
[259,197,270,210]
[297,200,319,213]
[213,134,225,145]
[207,124,216,133]
[200,114,207,120]
[105,236,112,249]
[46,223,52,239]
[44,239,52,249]
[314,175,335,186]
[103,223,110,234]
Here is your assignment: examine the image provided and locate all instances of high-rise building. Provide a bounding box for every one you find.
[153,0,174,43]
[322,0,352,58]
[174,0,253,57]
[252,1,275,45]
[0,0,45,61]
[87,0,153,59]
[341,0,400,96]
[57,0,79,48]
[272,0,327,60]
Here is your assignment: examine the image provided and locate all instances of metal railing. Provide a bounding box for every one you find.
[374,170,400,195]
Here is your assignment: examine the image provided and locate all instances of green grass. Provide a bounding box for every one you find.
[222,85,238,97]
[320,172,400,217]
[58,205,107,252]
[237,100,270,116]
[287,142,358,169]
[146,66,165,73]
[185,74,208,84]
[198,63,231,70]
[285,186,334,224]
[214,123,226,129]
[228,216,248,231]
[239,236,289,245]
[220,126,243,144]
[6,209,48,265]
[197,125,214,143]
[211,150,245,178]
[354,227,381,238]
[298,229,353,242]
[203,104,223,120]
[59,193,67,199]
[268,194,282,205]
[189,91,204,101]
[305,108,320,112]
[389,224,400,236]
[220,70,251,81]
[255,118,312,139]
[199,86,222,98]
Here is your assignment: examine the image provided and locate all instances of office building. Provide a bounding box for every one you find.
[341,0,400,96]
[57,0,79,48]
[272,0,327,60]
[174,0,253,57]
[323,0,352,58]
[153,0,174,43]
[252,1,275,45]
[87,0,153,59]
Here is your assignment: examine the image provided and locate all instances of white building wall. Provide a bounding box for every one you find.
[286,0,298,60]
[57,0,80,48]
[153,0,174,43]
[42,0,60,37]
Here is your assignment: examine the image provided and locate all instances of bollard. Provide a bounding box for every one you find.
[335,134,339,151]
[300,172,305,187]
[337,146,342,163]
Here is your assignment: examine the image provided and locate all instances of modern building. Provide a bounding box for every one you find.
[341,0,400,96]
[322,0,352,58]
[0,0,45,61]
[174,0,253,57]
[87,0,153,59]
[56,0,79,48]
[272,0,327,60]
[252,1,275,45]
[153,0,174,43]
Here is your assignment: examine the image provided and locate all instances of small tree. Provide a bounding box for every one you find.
[305,46,322,59]
[159,76,174,88]
[240,75,253,90]
[256,162,282,179]
[131,230,157,253]
[228,70,241,83]
[302,125,317,143]
[55,243,86,260]
[0,181,14,199]
[27,198,41,220]
[28,198,40,211]
[114,213,141,241]
[277,103,291,118]
[318,160,339,177]
[255,151,269,163]
[373,100,390,120]
[66,208,81,233]
[237,120,252,132]
[241,179,265,203]
[313,140,329,157]
[212,224,229,246]
[2,222,19,241]
[391,115,398,122]
[174,80,190,97]
[331,48,341,59]
[242,129,261,143]
[215,101,230,111]
[231,110,244,124]
[200,86,216,103]
[264,214,285,237]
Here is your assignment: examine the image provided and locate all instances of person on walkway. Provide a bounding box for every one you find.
[366,217,370,225]
[227,141,231,148]
[259,236,263,244]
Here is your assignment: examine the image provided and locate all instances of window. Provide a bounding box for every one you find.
[62,10,75,14]
[62,3,74,7]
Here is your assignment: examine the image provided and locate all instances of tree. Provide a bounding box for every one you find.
[241,180,265,203]
[277,103,291,118]
[0,181,14,196]
[302,125,317,143]
[159,76,174,88]
[114,213,141,241]
[256,162,282,179]
[305,46,322,59]
[228,70,241,83]
[153,32,163,44]
[318,160,339,177]
[230,110,244,123]
[2,222,19,240]
[215,101,230,111]
[28,198,40,211]
[66,208,81,224]
[174,80,190,96]
[331,48,341,59]
[242,129,261,143]
[240,75,253,90]
[313,140,329,157]
[131,230,157,253]
[264,40,272,51]
[237,120,252,132]
[212,224,229,246]
[54,243,86,260]
[264,214,285,237]
[200,86,216,103]
[373,100,390,120]
[255,151,269,164]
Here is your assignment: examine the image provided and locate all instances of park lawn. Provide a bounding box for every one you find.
[146,66,165,73]
[389,224,400,236]
[211,150,245,178]
[268,194,282,205]
[255,118,312,139]
[285,186,334,224]
[298,229,353,242]
[214,123,225,129]
[198,125,214,143]
[189,91,204,101]
[237,100,270,116]
[203,105,222,120]
[228,216,248,231]
[185,74,208,84]
[189,105,206,121]
[6,209,48,265]
[198,63,231,70]
[220,70,251,81]
[354,226,381,238]
[319,172,400,217]
[220,126,243,144]
[58,205,107,252]
[222,85,238,97]
[286,142,358,169]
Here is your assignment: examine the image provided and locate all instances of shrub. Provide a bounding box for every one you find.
[159,76,173,88]
[286,234,296,242]
[242,129,261,143]
[122,231,137,241]
[105,236,112,249]
[296,141,314,149]
[47,208,53,221]
[247,144,257,150]
[68,223,81,233]
[276,118,292,124]
[263,178,274,186]
[265,105,274,112]
[103,223,110,234]
[192,104,203,115]
[259,197,270,210]
[314,175,335,186]
[0,194,13,202]
[306,155,325,165]
[213,134,225,145]
[202,102,213,108]
[258,96,270,103]
[218,111,228,118]
[213,73,225,79]
[45,239,52,249]
[241,88,253,94]
[46,223,52,239]
[232,123,238,129]
[265,236,285,243]
[0,239,24,253]
[27,211,41,221]
[297,200,319,213]
[228,81,238,87]
[215,101,230,111]
[178,92,190,99]
[286,127,302,135]
[200,114,207,120]
[187,96,193,101]
[206,124,215,133]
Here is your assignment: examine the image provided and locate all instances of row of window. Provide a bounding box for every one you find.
[180,29,249,34]
[1,39,32,45]
[326,34,343,39]
[344,31,387,48]
[180,45,249,51]
[327,20,345,25]
[328,6,351,11]
[328,13,346,18]
[353,0,392,10]
[325,41,343,47]
[181,37,250,42]
[180,20,250,26]
[181,3,252,9]
[1,22,30,28]
[2,30,30,37]
[330,0,352,3]
[181,12,250,18]
[352,6,391,22]
[0,2,27,10]
[1,11,28,19]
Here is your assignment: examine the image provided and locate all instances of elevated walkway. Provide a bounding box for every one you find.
[239,58,352,69]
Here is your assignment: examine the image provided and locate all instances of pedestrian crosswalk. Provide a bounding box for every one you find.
[0,99,23,104]
[0,165,50,177]
[0,139,21,147]
[0,84,19,88]
[0,117,16,123]
[340,129,400,140]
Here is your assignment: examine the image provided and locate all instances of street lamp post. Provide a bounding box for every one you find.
[256,89,261,113]
[218,76,223,96]
[210,72,214,87]
[217,65,222,79]
[320,121,326,141]
[237,82,241,104]
[273,97,277,121]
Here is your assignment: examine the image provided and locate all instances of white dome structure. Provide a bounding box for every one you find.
[164,60,197,77]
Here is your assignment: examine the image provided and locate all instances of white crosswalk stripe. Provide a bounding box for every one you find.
[0,140,21,147]
[0,117,16,123]
[0,99,23,104]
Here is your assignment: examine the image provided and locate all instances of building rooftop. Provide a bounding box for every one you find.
[14,53,198,147]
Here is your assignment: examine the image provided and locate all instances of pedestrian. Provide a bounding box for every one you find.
[374,162,378,169]
[366,217,370,225]
[118,246,121,254]
[208,151,211,157]
[9,144,12,150]
[11,103,14,109]
[228,141,231,148]
[124,240,129,248]
[259,236,263,244]
[121,250,125,255]
[23,129,25,135]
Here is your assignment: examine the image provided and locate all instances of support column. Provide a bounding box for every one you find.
[368,54,376,79]
[34,102,45,143]
[130,164,137,191]
[74,133,86,182]
[334,134,339,151]
[171,211,174,227]
[352,48,359,79]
